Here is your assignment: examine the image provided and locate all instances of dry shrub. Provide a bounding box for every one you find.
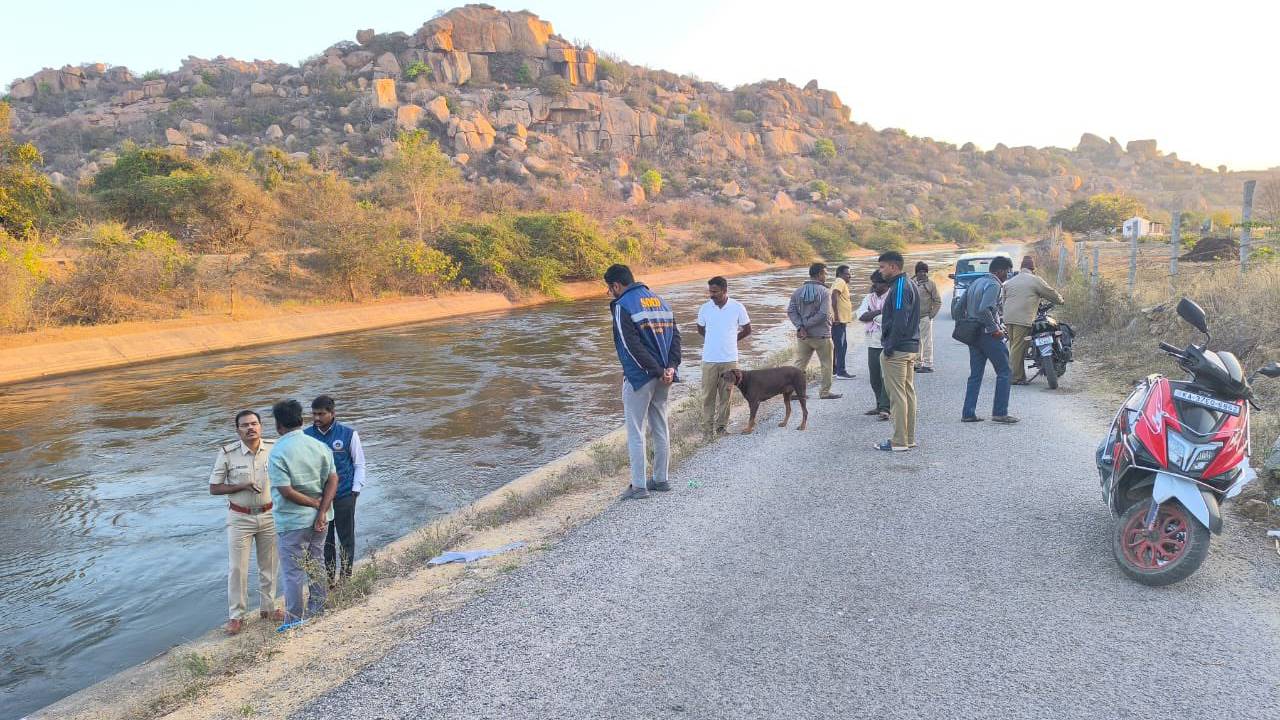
[53,222,196,323]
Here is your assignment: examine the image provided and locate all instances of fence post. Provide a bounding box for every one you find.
[1091,246,1100,291]
[1170,207,1181,279]
[1077,241,1086,273]
[1128,224,1138,295]
[1241,180,1256,273]
[1057,243,1069,286]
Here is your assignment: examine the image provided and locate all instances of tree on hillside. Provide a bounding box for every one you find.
[0,101,59,238]
[374,130,461,244]
[1050,194,1145,233]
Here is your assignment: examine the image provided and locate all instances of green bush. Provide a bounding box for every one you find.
[684,110,711,132]
[804,217,855,259]
[61,222,195,322]
[512,211,618,280]
[142,69,165,81]
[858,222,908,253]
[811,138,837,160]
[808,180,831,200]
[732,109,757,123]
[537,74,572,99]
[438,217,562,295]
[640,169,663,196]
[936,219,982,246]
[1,102,60,238]
[0,227,47,331]
[404,61,432,81]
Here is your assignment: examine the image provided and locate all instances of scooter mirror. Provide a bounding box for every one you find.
[1257,362,1280,379]
[1176,297,1209,335]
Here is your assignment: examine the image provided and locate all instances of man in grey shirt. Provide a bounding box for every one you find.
[788,263,842,399]
[961,255,1017,424]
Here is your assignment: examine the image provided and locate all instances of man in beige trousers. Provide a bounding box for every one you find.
[209,409,283,634]
[1004,256,1065,384]
[913,261,942,373]
[697,276,752,434]
[788,263,842,400]
[874,251,921,452]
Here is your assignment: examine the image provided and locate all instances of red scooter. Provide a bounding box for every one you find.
[1097,298,1280,586]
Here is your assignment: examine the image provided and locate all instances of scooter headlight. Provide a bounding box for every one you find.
[1165,430,1220,474]
[1166,430,1191,469]
[1189,444,1222,474]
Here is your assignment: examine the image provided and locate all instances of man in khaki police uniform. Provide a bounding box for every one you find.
[209,409,284,635]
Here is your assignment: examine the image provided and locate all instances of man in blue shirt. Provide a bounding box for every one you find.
[305,394,367,582]
[605,264,682,500]
[268,399,338,629]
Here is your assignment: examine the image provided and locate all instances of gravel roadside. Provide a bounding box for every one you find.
[296,327,1280,720]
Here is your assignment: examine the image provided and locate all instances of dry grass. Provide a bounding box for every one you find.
[1041,244,1280,513]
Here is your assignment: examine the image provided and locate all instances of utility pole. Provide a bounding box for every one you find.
[1170,207,1181,279]
[1241,180,1256,273]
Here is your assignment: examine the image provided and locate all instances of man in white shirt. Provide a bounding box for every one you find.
[696,276,752,434]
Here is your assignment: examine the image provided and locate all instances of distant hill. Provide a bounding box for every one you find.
[5,3,1268,227]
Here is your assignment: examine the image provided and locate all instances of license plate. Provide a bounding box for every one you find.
[1173,388,1241,416]
[1034,336,1053,346]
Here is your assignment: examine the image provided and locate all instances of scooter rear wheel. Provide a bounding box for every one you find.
[1112,499,1210,586]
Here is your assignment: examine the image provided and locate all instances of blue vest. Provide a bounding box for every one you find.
[304,421,356,497]
[610,283,677,390]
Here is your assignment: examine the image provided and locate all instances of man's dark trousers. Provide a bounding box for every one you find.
[325,493,357,580]
[832,322,848,376]
[963,333,1011,419]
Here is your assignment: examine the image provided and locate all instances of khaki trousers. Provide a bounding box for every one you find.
[881,350,918,447]
[794,336,835,396]
[227,508,279,620]
[1008,324,1032,382]
[918,317,935,368]
[700,360,737,433]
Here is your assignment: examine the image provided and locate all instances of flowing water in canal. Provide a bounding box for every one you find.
[1,252,956,717]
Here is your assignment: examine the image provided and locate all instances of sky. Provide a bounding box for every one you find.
[5,0,1277,170]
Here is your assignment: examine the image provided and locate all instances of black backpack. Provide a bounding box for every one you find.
[951,283,984,346]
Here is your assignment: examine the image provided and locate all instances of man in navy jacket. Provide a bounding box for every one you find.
[605,264,682,500]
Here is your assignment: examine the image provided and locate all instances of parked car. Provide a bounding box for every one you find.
[948,251,1013,318]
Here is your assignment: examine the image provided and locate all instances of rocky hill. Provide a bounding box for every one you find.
[3,4,1267,225]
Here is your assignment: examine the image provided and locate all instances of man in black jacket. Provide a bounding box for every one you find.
[875,251,921,452]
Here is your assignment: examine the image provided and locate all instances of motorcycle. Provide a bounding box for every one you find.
[1096,297,1280,586]
[1024,301,1074,389]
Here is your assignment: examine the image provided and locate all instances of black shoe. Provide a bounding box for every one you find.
[961,416,985,423]
[992,415,1020,424]
[835,372,855,379]
[916,366,934,373]
[819,393,843,400]
[620,486,651,500]
[647,479,672,492]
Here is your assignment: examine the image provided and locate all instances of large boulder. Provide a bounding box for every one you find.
[425,95,450,124]
[375,52,401,76]
[396,104,424,129]
[1126,139,1159,158]
[343,50,376,70]
[427,6,553,56]
[771,190,796,213]
[373,78,398,109]
[356,28,375,46]
[428,51,471,85]
[449,111,496,153]
[165,128,189,147]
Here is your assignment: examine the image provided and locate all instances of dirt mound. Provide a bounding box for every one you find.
[1180,235,1239,262]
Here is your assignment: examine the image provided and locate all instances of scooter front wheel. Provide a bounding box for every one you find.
[1112,499,1210,586]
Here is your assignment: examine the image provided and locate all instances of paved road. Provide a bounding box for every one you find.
[298,329,1280,719]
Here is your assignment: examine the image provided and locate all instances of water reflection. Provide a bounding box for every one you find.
[0,252,956,718]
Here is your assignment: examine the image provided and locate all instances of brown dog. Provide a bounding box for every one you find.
[721,367,808,433]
